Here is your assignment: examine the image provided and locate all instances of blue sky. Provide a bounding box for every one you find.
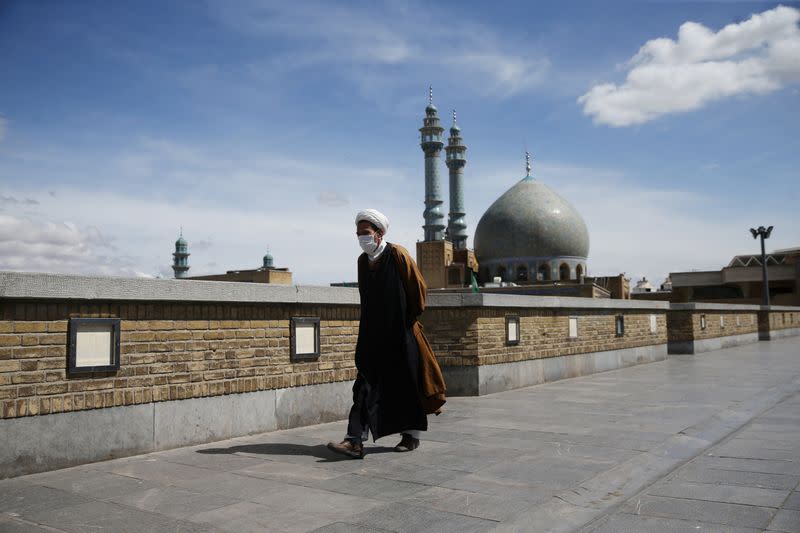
[1,1,798,285]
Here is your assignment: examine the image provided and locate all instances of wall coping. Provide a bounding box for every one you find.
[670,302,800,312]
[427,292,671,310]
[0,271,360,305]
[2,272,797,312]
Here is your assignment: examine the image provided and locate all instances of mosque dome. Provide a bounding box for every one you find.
[263,252,274,268]
[474,174,589,265]
[175,236,187,247]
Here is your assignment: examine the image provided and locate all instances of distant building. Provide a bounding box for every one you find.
[587,274,631,299]
[171,231,190,279]
[188,251,292,285]
[669,247,800,305]
[631,277,655,294]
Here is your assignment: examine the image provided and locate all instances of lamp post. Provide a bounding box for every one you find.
[749,225,773,306]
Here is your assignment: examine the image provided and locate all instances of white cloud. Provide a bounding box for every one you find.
[1,195,38,206]
[317,191,349,207]
[0,135,424,284]
[579,6,800,126]
[0,214,148,277]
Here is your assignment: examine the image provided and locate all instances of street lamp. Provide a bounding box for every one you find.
[749,225,773,306]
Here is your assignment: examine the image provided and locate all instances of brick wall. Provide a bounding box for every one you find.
[0,300,359,420]
[692,312,758,341]
[768,310,800,331]
[421,307,668,367]
[669,308,800,344]
[668,309,759,343]
[2,273,796,423]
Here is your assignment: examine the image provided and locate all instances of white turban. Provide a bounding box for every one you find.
[355,209,389,234]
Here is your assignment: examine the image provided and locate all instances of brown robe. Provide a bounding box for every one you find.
[390,244,447,415]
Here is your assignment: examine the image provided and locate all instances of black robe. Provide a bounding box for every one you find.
[354,243,427,440]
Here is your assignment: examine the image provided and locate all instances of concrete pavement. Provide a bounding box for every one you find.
[1,337,799,532]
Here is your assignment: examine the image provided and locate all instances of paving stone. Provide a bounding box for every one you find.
[676,466,800,490]
[586,512,762,532]
[0,482,93,516]
[186,501,284,533]
[313,473,430,501]
[100,457,219,484]
[172,471,289,500]
[347,501,497,533]
[248,485,385,532]
[154,448,271,472]
[766,508,800,532]
[695,456,800,476]
[356,461,465,486]
[649,480,789,508]
[108,485,240,520]
[493,497,603,533]
[784,491,800,511]
[310,523,393,533]
[231,460,342,487]
[473,457,606,490]
[23,500,196,533]
[0,515,55,532]
[620,495,774,529]
[33,469,159,501]
[711,442,799,462]
[401,485,533,521]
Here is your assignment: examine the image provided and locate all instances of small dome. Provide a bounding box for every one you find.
[450,124,460,134]
[263,253,274,268]
[474,176,589,262]
[175,236,187,246]
[425,103,437,115]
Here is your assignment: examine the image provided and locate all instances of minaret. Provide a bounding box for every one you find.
[446,110,468,249]
[420,86,445,241]
[172,229,190,279]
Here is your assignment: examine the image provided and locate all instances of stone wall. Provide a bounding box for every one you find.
[667,303,799,353]
[421,293,671,395]
[421,307,667,367]
[1,272,798,477]
[0,300,359,420]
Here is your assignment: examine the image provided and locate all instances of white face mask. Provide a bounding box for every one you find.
[358,234,378,254]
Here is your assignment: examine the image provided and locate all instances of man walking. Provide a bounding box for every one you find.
[327,209,446,459]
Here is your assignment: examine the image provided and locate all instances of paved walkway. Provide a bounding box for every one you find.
[2,338,799,532]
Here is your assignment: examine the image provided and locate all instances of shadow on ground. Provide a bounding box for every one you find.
[196,442,396,462]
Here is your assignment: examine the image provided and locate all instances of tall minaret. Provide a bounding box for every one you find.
[420,86,445,241]
[446,109,468,249]
[172,229,190,279]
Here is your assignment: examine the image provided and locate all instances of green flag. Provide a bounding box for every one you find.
[470,271,479,293]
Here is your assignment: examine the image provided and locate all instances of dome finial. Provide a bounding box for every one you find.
[525,151,532,177]
[429,85,433,106]
[452,109,457,125]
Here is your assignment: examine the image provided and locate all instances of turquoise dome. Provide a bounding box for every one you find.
[474,176,589,263]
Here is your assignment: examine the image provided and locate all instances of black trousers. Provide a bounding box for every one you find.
[346,375,370,443]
